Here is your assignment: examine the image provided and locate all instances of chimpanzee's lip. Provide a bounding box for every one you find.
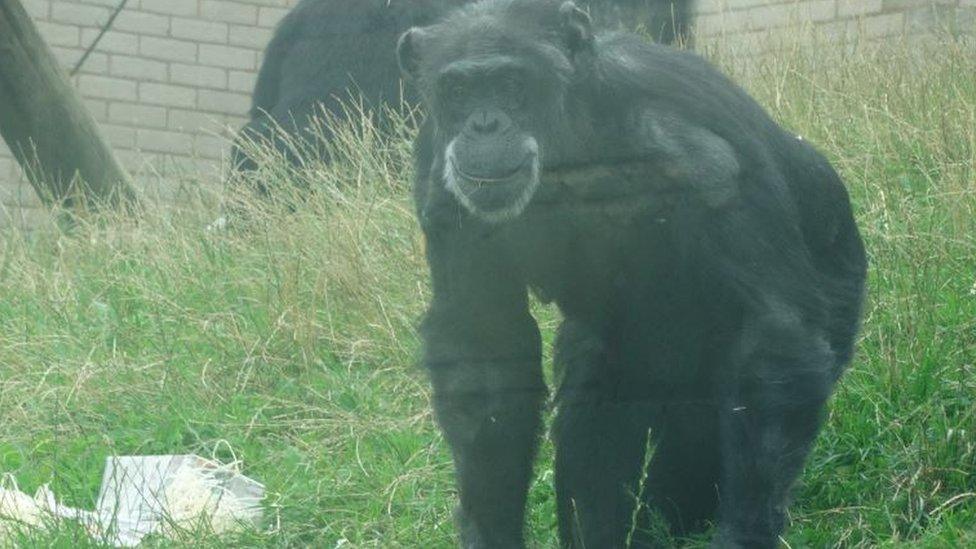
[454,154,535,183]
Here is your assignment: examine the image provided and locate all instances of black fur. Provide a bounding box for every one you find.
[402,1,866,547]
[231,0,461,172]
[230,0,690,173]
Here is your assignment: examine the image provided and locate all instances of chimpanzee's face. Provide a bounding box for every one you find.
[398,2,589,222]
[434,55,545,222]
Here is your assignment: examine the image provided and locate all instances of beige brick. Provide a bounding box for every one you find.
[140,36,198,62]
[116,150,156,173]
[0,206,33,231]
[171,17,230,44]
[20,0,50,19]
[693,12,728,36]
[796,0,837,23]
[195,135,229,160]
[168,109,225,133]
[101,123,137,149]
[719,29,770,55]
[139,0,198,17]
[75,51,110,75]
[838,0,882,17]
[140,83,197,108]
[50,47,109,74]
[883,0,954,10]
[35,21,81,48]
[733,1,836,31]
[0,180,19,206]
[199,44,255,70]
[236,0,291,6]
[690,0,718,16]
[862,12,905,37]
[226,115,249,129]
[109,103,168,129]
[174,157,221,176]
[83,98,109,122]
[0,181,44,210]
[113,10,170,36]
[4,207,55,231]
[0,157,15,180]
[78,0,126,6]
[910,4,960,32]
[51,2,109,27]
[80,30,139,55]
[198,89,251,115]
[170,63,228,89]
[820,18,858,41]
[49,46,82,70]
[229,25,273,49]
[720,0,769,9]
[201,1,259,25]
[258,6,289,28]
[78,75,137,101]
[138,129,194,155]
[111,55,168,82]
[228,70,257,93]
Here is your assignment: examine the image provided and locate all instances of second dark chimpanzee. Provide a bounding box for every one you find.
[397,0,866,547]
[231,0,689,173]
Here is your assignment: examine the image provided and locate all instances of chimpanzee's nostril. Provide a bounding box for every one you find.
[470,110,500,134]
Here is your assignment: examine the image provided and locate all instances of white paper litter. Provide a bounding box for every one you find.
[0,474,49,542]
[157,459,262,539]
[1,454,264,547]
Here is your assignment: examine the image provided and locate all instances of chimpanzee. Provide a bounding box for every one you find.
[230,0,689,172]
[397,1,867,547]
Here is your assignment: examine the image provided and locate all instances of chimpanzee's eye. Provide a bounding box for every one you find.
[441,77,467,100]
[499,74,525,107]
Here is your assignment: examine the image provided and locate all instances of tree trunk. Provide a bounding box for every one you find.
[0,0,137,210]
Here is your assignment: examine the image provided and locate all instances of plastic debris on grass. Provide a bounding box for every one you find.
[0,454,264,546]
[0,474,49,542]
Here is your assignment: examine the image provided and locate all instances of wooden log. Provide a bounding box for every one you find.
[0,0,136,210]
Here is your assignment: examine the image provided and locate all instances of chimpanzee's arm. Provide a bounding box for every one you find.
[636,109,742,208]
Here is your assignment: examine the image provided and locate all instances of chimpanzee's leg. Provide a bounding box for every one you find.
[713,306,837,549]
[422,227,546,549]
[644,403,721,538]
[552,319,660,548]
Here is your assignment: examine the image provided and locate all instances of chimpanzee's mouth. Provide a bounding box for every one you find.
[453,155,535,184]
[444,147,541,223]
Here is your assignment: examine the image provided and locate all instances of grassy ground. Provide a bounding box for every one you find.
[1,33,974,548]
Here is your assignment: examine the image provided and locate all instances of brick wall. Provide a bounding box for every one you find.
[1,0,974,230]
[693,0,976,53]
[0,0,300,229]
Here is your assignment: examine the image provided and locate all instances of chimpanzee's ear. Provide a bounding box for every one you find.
[397,27,429,80]
[559,2,593,55]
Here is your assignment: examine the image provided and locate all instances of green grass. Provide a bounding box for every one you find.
[1,33,975,548]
